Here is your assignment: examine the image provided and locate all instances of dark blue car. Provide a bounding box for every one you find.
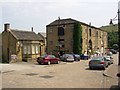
[72,54,80,61]
[80,54,90,60]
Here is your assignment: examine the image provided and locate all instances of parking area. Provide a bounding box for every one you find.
[1,53,119,88]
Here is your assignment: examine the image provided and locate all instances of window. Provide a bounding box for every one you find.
[23,45,27,54]
[58,27,64,36]
[27,45,31,54]
[32,45,35,54]
[36,45,39,54]
[62,45,65,48]
[50,41,53,45]
[58,39,64,41]
[96,31,98,37]
[49,55,55,59]
[89,29,91,36]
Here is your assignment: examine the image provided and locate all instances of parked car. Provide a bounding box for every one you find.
[37,54,60,65]
[104,55,113,65]
[110,49,117,54]
[60,54,74,62]
[89,56,108,70]
[106,51,113,56]
[72,54,80,61]
[80,54,90,60]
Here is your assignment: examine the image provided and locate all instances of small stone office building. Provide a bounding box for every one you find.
[46,18,108,56]
[2,23,44,63]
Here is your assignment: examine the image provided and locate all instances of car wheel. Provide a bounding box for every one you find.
[57,61,60,64]
[37,61,41,65]
[38,62,41,64]
[111,62,113,64]
[106,65,108,68]
[48,61,50,65]
[89,67,92,70]
[103,66,106,70]
[108,62,111,65]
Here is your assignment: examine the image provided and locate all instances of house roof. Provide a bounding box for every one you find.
[0,34,2,46]
[38,32,46,38]
[10,29,43,41]
[46,18,104,31]
[47,18,79,26]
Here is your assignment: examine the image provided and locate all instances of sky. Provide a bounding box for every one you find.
[0,0,120,33]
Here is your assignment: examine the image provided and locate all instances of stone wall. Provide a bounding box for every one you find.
[46,20,108,55]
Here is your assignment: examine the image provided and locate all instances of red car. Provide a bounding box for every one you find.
[37,54,60,65]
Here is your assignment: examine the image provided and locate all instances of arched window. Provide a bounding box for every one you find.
[89,28,91,36]
[58,27,64,36]
[88,39,92,49]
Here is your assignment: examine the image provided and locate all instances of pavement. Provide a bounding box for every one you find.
[103,53,120,89]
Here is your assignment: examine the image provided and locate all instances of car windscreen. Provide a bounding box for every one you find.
[40,54,48,58]
[91,56,103,60]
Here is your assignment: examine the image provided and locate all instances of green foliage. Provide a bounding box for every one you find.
[100,24,118,49]
[73,22,82,54]
[112,44,118,50]
[100,24,118,32]
[108,32,118,48]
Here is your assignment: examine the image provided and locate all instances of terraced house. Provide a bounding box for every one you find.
[46,18,108,56]
[2,23,45,63]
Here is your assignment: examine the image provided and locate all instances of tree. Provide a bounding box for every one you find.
[73,22,82,54]
[113,44,118,50]
[108,32,118,48]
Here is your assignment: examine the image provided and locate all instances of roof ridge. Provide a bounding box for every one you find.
[11,29,34,33]
[47,18,105,31]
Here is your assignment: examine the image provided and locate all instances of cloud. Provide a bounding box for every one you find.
[1,0,119,3]
[0,0,118,33]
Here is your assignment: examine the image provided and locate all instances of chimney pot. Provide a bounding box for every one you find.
[31,27,33,32]
[4,23,10,31]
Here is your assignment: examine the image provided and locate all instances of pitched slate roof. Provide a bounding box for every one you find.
[38,32,46,38]
[47,18,88,26]
[10,29,43,41]
[46,18,104,31]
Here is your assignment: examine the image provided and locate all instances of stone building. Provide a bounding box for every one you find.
[2,23,45,63]
[38,32,46,54]
[46,18,108,56]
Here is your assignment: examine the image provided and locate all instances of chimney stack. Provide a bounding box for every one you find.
[31,27,33,32]
[4,23,10,31]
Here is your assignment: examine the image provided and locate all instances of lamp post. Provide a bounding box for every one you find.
[109,10,120,65]
[118,9,120,65]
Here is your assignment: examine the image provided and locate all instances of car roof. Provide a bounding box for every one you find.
[91,56,104,60]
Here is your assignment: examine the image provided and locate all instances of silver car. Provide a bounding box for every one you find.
[60,54,74,62]
[104,56,113,65]
[89,56,108,70]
